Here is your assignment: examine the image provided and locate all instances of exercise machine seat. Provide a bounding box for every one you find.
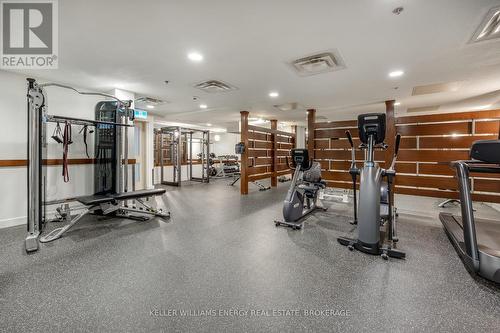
[77,194,117,206]
[303,162,322,183]
[114,188,166,200]
[77,188,166,206]
[470,140,500,164]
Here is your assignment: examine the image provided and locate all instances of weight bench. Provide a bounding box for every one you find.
[40,188,170,243]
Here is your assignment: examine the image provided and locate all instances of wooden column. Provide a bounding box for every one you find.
[270,119,278,187]
[240,111,249,195]
[384,100,396,167]
[307,109,316,158]
[292,125,297,148]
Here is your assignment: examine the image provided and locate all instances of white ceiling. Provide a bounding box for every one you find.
[9,0,500,127]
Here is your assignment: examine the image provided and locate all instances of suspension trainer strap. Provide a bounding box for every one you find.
[52,122,63,143]
[62,121,72,182]
[79,125,90,158]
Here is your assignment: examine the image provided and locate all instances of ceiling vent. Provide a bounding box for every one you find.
[273,102,303,111]
[407,105,440,113]
[289,50,346,76]
[412,82,462,96]
[193,80,238,93]
[471,6,500,43]
[135,97,167,106]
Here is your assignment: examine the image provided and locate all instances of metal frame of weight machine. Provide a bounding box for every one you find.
[156,126,210,186]
[25,79,170,252]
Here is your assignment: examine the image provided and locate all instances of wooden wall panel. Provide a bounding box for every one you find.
[315,150,385,161]
[242,123,295,183]
[324,181,353,190]
[419,163,453,176]
[276,135,293,143]
[396,175,458,191]
[276,150,291,157]
[475,120,499,134]
[276,163,289,171]
[395,162,417,174]
[329,138,356,149]
[315,128,357,139]
[248,149,268,158]
[248,166,269,175]
[278,143,294,149]
[397,122,471,136]
[252,141,273,149]
[398,150,469,162]
[395,109,500,124]
[314,139,330,149]
[248,132,270,141]
[315,120,357,128]
[394,111,500,202]
[1,159,137,167]
[474,178,500,193]
[312,108,500,203]
[419,135,497,149]
[253,157,272,166]
[322,171,352,182]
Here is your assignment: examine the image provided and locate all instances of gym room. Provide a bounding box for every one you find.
[0,1,499,332]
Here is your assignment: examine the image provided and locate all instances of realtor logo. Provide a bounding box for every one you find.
[1,0,58,68]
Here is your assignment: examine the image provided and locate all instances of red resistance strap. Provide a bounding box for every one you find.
[62,122,72,183]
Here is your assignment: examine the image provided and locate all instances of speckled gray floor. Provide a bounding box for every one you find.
[0,180,499,332]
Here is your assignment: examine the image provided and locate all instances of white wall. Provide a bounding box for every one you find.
[211,133,239,156]
[295,126,306,149]
[0,70,136,228]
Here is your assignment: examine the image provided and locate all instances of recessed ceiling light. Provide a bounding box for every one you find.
[199,104,208,109]
[269,91,279,98]
[188,52,203,62]
[389,70,404,78]
[394,102,401,106]
[146,105,154,109]
[206,123,212,126]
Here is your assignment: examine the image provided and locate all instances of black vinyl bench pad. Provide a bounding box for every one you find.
[77,188,166,206]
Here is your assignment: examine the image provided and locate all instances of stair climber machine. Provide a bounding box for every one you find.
[439,140,500,283]
[274,149,327,230]
[338,113,405,260]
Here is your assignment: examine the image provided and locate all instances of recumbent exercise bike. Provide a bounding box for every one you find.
[275,149,327,229]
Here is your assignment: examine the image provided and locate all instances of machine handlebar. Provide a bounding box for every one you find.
[345,131,354,148]
[394,134,401,155]
[389,133,401,171]
[346,131,357,169]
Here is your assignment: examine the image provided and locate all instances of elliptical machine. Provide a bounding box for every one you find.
[275,149,327,229]
[338,113,405,260]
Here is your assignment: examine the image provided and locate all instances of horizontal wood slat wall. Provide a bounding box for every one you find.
[247,125,295,176]
[311,108,500,203]
[0,158,137,167]
[312,118,362,190]
[395,109,500,203]
[240,111,295,194]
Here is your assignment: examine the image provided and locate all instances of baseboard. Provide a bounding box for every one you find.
[0,203,88,229]
[0,216,26,229]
